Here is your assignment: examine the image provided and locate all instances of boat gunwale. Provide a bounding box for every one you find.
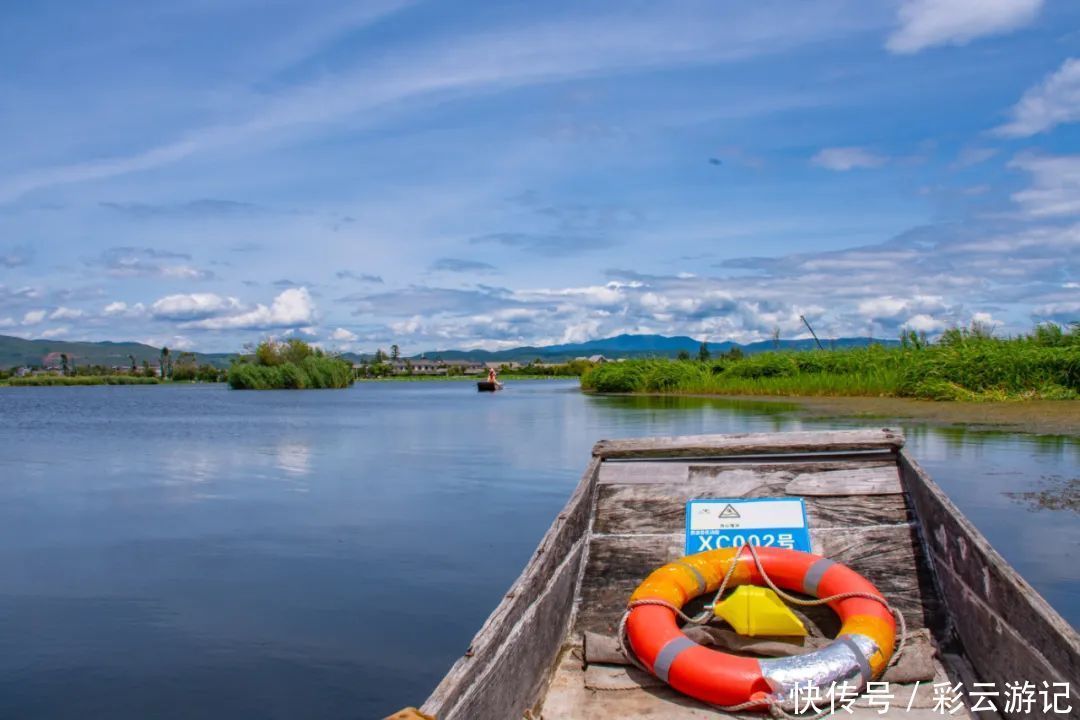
[899,450,1080,718]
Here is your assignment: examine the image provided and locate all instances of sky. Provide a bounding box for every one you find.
[1,0,1078,354]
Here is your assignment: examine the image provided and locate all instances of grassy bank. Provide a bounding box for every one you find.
[581,324,1079,401]
[9,375,161,386]
[228,339,353,390]
[355,374,560,382]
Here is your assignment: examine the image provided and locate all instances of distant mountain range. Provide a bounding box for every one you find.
[1,332,898,369]
[0,335,233,369]
[368,333,898,363]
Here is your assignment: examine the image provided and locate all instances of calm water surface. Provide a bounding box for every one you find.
[1,380,1077,719]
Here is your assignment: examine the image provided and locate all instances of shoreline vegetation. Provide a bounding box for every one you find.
[581,322,1080,402]
[8,375,162,386]
[228,339,353,390]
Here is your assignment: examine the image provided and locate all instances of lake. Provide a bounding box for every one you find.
[1,380,1076,719]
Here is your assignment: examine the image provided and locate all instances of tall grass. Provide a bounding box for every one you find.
[580,323,1080,401]
[9,375,161,386]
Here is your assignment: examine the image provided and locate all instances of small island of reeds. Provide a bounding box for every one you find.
[581,322,1080,401]
[228,339,353,390]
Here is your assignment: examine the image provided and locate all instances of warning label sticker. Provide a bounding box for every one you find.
[685,498,811,555]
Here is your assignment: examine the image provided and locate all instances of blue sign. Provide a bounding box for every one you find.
[685,498,811,555]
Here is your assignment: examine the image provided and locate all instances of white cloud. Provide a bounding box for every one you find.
[560,320,604,344]
[995,57,1080,137]
[140,335,195,350]
[970,311,1001,327]
[887,0,1042,54]
[951,146,997,169]
[22,309,46,325]
[1031,301,1080,323]
[348,216,1080,348]
[0,317,15,328]
[181,287,317,330]
[38,326,70,339]
[151,293,243,321]
[49,306,84,320]
[904,314,946,333]
[330,327,358,342]
[103,301,146,318]
[811,147,887,171]
[857,295,947,319]
[1010,153,1080,217]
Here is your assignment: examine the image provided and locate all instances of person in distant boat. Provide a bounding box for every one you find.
[487,367,498,384]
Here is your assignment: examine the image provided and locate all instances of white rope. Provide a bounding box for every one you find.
[615,542,908,718]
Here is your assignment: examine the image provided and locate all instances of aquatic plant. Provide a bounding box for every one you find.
[580,322,1080,401]
[9,375,161,386]
[228,339,353,390]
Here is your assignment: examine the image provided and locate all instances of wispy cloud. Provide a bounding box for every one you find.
[1,245,34,268]
[336,270,383,283]
[811,147,887,171]
[886,0,1042,54]
[430,258,497,273]
[49,306,84,320]
[22,309,47,325]
[100,198,266,218]
[89,246,215,280]
[229,242,264,253]
[1009,153,1080,217]
[951,146,998,169]
[994,57,1080,137]
[0,2,878,202]
[470,232,614,256]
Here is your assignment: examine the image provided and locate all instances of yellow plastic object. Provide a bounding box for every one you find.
[712,585,808,637]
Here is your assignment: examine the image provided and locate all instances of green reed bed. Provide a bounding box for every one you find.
[580,324,1080,401]
[228,339,353,390]
[9,375,161,386]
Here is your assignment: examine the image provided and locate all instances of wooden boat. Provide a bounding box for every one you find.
[406,429,1079,720]
[477,381,503,392]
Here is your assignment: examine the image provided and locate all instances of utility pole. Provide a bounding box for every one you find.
[800,315,824,350]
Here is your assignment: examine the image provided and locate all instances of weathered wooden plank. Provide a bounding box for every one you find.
[575,525,943,638]
[598,461,690,484]
[594,481,911,535]
[597,458,897,485]
[592,428,904,459]
[421,457,600,719]
[899,451,1080,719]
[933,561,1076,720]
[786,466,902,496]
[431,542,584,720]
[541,646,971,719]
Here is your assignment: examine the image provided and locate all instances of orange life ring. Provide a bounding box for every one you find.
[625,546,896,709]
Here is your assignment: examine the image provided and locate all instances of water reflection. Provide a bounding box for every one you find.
[276,442,312,478]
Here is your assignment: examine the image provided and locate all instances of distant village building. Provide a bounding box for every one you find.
[575,354,612,364]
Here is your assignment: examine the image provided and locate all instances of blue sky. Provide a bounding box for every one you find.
[1,0,1078,353]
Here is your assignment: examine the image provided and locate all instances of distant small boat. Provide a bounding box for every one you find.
[476,381,503,392]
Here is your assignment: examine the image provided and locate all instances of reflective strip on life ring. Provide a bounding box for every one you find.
[626,547,896,708]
